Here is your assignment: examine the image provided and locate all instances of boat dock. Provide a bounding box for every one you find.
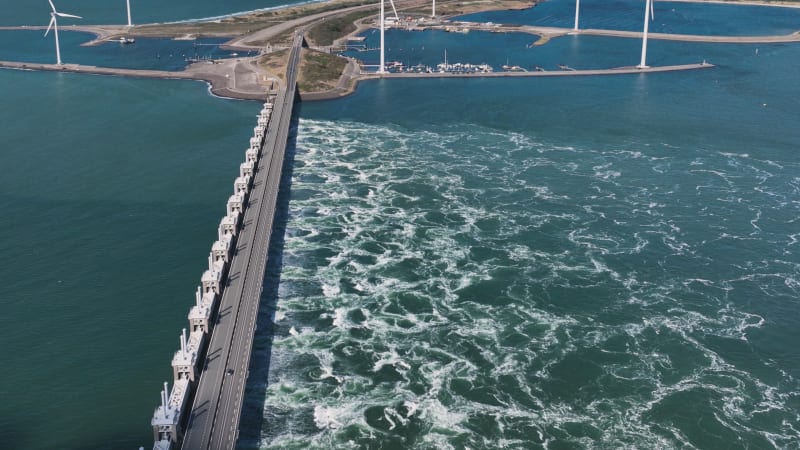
[365,61,715,79]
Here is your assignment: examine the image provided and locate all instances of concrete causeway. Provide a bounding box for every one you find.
[178,31,302,450]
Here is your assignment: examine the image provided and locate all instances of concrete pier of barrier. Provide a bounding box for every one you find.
[147,89,280,449]
[149,31,302,450]
[177,31,304,450]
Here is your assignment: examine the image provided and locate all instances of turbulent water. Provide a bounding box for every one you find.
[254,16,800,448]
[259,117,799,448]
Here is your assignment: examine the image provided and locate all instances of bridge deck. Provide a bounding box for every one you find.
[180,32,302,450]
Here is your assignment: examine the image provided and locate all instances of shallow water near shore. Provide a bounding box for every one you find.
[0,30,248,70]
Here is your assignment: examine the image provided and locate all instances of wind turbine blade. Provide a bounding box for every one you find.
[44,16,55,36]
[388,0,399,21]
[48,0,57,13]
[56,12,82,18]
[650,0,655,20]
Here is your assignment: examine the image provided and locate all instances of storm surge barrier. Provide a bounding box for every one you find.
[148,31,303,450]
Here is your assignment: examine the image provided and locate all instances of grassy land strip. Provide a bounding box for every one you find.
[258,49,290,83]
[134,0,373,37]
[297,49,348,93]
[307,10,376,46]
[405,0,536,17]
[246,29,296,48]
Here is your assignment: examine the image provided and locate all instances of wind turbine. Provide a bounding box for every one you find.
[378,0,386,73]
[432,0,436,18]
[44,0,82,65]
[573,0,580,31]
[637,0,654,68]
[126,0,133,26]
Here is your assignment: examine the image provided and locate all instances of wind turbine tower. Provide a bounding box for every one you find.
[637,0,654,68]
[432,0,436,18]
[574,0,580,31]
[126,0,132,26]
[378,0,386,73]
[44,0,82,65]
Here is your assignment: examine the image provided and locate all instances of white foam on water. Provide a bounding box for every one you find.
[320,282,340,298]
[719,152,750,159]
[316,351,341,383]
[372,346,411,373]
[331,307,347,328]
[259,118,800,448]
[313,405,343,429]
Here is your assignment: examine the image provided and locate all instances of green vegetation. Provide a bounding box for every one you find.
[258,49,290,82]
[297,49,348,93]
[246,29,295,48]
[134,0,374,38]
[250,0,372,22]
[405,0,536,17]
[308,10,375,46]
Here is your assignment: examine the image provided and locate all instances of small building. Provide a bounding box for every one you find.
[201,266,221,295]
[246,147,258,163]
[151,379,190,445]
[188,286,216,333]
[227,192,244,218]
[212,237,231,263]
[219,215,237,238]
[171,328,199,382]
[240,160,254,178]
[234,175,250,196]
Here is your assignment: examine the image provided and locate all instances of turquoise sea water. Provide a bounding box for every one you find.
[0,2,278,448]
[0,0,296,446]
[0,69,261,449]
[1,0,799,449]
